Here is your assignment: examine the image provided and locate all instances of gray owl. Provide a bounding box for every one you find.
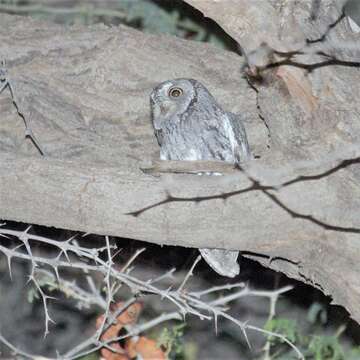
[150,78,250,278]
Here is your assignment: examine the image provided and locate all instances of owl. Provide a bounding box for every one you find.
[150,78,251,277]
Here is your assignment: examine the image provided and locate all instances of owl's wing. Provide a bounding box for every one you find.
[227,113,251,164]
[153,128,165,147]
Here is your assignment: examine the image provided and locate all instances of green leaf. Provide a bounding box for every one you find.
[308,335,345,360]
[265,318,298,343]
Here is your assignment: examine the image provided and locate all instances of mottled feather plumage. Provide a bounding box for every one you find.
[150,78,250,277]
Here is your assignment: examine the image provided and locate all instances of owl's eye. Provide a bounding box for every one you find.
[168,87,183,98]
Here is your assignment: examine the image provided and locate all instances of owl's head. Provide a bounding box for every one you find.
[150,78,213,130]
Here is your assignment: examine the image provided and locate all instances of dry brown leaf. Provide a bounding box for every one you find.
[125,336,166,360]
[276,66,319,115]
[96,301,144,360]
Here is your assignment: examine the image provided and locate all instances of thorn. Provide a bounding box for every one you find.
[6,255,12,280]
[53,266,60,282]
[214,313,218,335]
[24,225,32,234]
[111,248,122,260]
[66,234,78,243]
[242,321,252,349]
[161,286,173,300]
[63,250,70,263]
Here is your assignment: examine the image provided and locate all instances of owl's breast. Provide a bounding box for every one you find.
[159,116,234,162]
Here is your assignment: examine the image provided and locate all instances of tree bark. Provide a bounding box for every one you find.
[1,0,360,324]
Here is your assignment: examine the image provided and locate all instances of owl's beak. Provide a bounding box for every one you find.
[150,93,168,114]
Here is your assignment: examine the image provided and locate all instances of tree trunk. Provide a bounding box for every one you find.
[1,1,360,323]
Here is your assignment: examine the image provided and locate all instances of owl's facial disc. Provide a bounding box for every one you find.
[150,83,180,117]
[150,79,195,129]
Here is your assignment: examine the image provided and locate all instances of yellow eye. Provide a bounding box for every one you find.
[169,87,183,98]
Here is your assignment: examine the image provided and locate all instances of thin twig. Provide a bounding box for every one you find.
[96,236,114,341]
[0,228,302,359]
[177,255,202,293]
[121,247,146,272]
[0,63,45,155]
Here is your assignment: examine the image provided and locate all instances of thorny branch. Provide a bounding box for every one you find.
[0,61,44,155]
[0,224,304,359]
[245,4,360,78]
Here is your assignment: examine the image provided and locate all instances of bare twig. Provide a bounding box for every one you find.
[121,247,146,272]
[96,236,115,340]
[0,62,45,155]
[0,227,303,359]
[177,255,201,293]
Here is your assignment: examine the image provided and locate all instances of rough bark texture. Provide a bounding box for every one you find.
[1,0,360,324]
